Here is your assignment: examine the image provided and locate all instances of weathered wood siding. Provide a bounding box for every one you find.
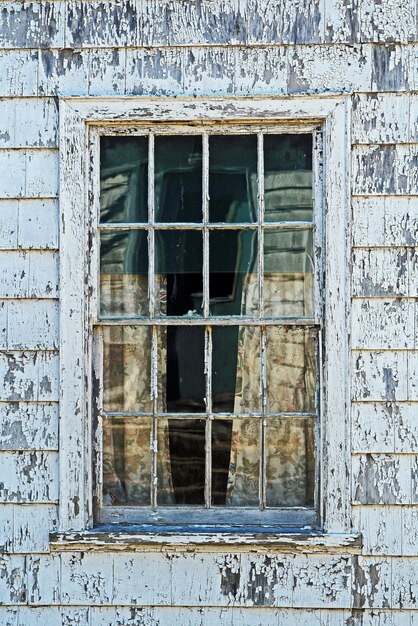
[0,1,417,623]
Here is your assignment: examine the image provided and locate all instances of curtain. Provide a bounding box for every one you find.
[102,274,174,505]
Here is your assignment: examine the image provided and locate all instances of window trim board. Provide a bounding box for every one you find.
[59,96,351,534]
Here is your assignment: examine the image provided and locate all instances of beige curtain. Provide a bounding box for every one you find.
[101,274,174,505]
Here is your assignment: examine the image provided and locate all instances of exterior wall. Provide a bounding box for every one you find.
[0,1,417,624]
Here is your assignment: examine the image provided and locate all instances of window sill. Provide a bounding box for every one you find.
[50,527,362,554]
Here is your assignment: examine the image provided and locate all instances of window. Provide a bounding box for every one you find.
[59,98,350,534]
[97,129,319,526]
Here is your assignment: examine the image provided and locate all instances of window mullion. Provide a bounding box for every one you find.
[148,133,156,318]
[257,132,264,319]
[148,134,158,509]
[202,133,212,508]
[257,133,266,511]
[205,327,212,508]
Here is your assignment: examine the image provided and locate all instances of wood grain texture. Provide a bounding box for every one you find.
[351,299,416,350]
[0,251,58,298]
[0,99,58,149]
[0,351,59,402]
[360,0,416,43]
[352,197,418,248]
[0,451,58,503]
[0,402,58,451]
[0,300,59,350]
[353,453,415,504]
[352,94,411,144]
[0,150,58,199]
[371,44,413,91]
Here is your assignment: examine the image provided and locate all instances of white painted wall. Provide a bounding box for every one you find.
[0,1,417,623]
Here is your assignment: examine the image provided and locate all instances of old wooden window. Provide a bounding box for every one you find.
[59,98,350,536]
[96,127,321,526]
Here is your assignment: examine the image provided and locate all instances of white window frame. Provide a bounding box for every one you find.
[58,96,351,535]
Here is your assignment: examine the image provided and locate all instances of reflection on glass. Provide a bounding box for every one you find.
[103,326,152,413]
[158,419,206,505]
[209,230,258,315]
[224,418,260,507]
[266,418,315,507]
[264,134,313,223]
[155,136,202,223]
[102,417,151,506]
[209,135,257,223]
[265,327,316,414]
[212,327,239,412]
[100,230,148,316]
[161,326,206,413]
[155,230,203,316]
[100,136,148,223]
[264,228,313,317]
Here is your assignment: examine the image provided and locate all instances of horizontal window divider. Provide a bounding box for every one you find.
[102,411,318,420]
[98,222,314,230]
[97,506,318,528]
[95,318,319,326]
[95,123,320,136]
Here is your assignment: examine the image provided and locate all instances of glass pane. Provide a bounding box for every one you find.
[265,327,317,414]
[158,326,206,413]
[100,230,148,317]
[212,327,239,413]
[209,230,258,316]
[103,326,152,413]
[209,135,257,223]
[264,228,313,317]
[158,418,205,505]
[266,418,315,507]
[155,230,203,316]
[214,418,260,507]
[155,136,202,223]
[103,417,151,506]
[100,136,148,223]
[212,326,261,414]
[264,134,313,223]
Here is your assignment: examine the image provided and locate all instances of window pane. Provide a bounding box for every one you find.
[155,230,203,316]
[209,135,257,223]
[266,418,315,507]
[212,326,261,414]
[100,230,148,317]
[209,230,258,316]
[100,136,148,223]
[103,326,152,413]
[264,134,313,223]
[265,327,316,414]
[264,228,313,317]
[212,327,239,413]
[217,418,261,507]
[155,136,202,223]
[158,418,205,505]
[158,326,206,413]
[103,417,152,506]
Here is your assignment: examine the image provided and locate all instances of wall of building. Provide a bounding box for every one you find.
[0,1,417,624]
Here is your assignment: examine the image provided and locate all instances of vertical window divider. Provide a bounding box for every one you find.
[260,329,267,510]
[257,132,266,510]
[202,133,212,508]
[205,327,212,508]
[148,133,158,509]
